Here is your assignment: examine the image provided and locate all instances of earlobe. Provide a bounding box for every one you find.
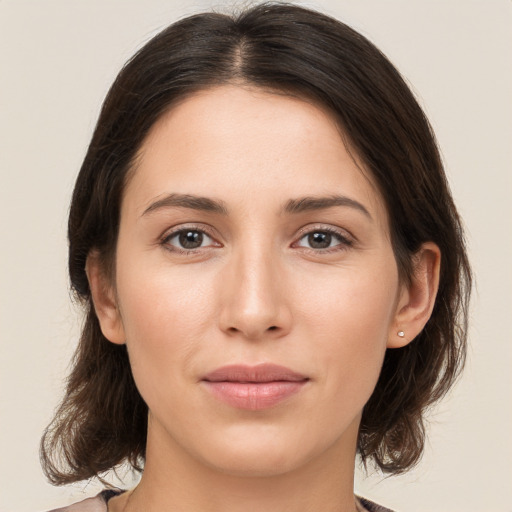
[86,251,126,345]
[388,242,441,349]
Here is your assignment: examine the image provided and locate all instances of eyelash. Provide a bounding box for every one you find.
[160,224,354,255]
[293,225,354,254]
[161,225,219,255]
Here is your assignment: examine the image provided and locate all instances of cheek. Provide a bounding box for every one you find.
[301,260,398,341]
[298,264,398,405]
[114,260,216,404]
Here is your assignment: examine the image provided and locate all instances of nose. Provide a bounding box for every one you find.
[218,244,292,341]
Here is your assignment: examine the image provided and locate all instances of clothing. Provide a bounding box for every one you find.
[47,489,395,512]
[47,490,120,512]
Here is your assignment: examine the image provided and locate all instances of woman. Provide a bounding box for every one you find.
[40,3,471,511]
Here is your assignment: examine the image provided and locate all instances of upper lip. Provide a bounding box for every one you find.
[202,363,308,383]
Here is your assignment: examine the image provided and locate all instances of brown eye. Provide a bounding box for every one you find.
[179,230,204,249]
[164,229,214,251]
[295,228,352,251]
[308,232,332,249]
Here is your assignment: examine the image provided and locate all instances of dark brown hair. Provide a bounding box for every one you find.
[41,1,471,484]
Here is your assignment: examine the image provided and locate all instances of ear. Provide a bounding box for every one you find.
[388,242,441,348]
[86,250,126,345]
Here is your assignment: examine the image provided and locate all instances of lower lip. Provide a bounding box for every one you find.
[202,381,307,410]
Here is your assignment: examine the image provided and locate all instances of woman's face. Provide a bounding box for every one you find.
[108,85,406,476]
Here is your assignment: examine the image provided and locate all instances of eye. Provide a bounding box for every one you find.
[295,228,352,251]
[163,228,218,252]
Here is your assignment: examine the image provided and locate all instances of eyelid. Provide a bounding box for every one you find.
[292,224,355,252]
[160,224,222,252]
[159,222,355,255]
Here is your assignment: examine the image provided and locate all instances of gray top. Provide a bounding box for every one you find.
[47,489,395,512]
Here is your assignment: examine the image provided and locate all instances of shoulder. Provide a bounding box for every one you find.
[357,496,396,512]
[45,490,124,512]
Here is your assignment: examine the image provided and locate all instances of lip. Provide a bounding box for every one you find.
[201,364,309,410]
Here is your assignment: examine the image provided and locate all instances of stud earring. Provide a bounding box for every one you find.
[397,331,405,338]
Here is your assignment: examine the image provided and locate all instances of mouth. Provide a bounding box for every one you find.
[201,363,309,410]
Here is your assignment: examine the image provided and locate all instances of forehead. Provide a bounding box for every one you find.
[125,85,387,225]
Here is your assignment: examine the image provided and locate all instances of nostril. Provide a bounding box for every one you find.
[268,326,277,331]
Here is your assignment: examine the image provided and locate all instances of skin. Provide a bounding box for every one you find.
[88,85,440,512]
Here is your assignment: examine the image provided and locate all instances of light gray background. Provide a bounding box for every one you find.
[1,1,511,511]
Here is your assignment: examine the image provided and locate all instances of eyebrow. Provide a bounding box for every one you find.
[282,195,372,219]
[142,193,229,216]
[141,193,371,219]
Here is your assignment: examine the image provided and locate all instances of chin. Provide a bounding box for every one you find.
[203,447,302,478]
[192,426,325,478]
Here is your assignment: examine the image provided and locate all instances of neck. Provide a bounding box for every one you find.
[116,415,361,512]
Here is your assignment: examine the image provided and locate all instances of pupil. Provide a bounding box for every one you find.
[179,231,203,249]
[309,232,331,249]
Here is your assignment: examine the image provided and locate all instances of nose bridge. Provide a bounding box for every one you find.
[219,234,290,339]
